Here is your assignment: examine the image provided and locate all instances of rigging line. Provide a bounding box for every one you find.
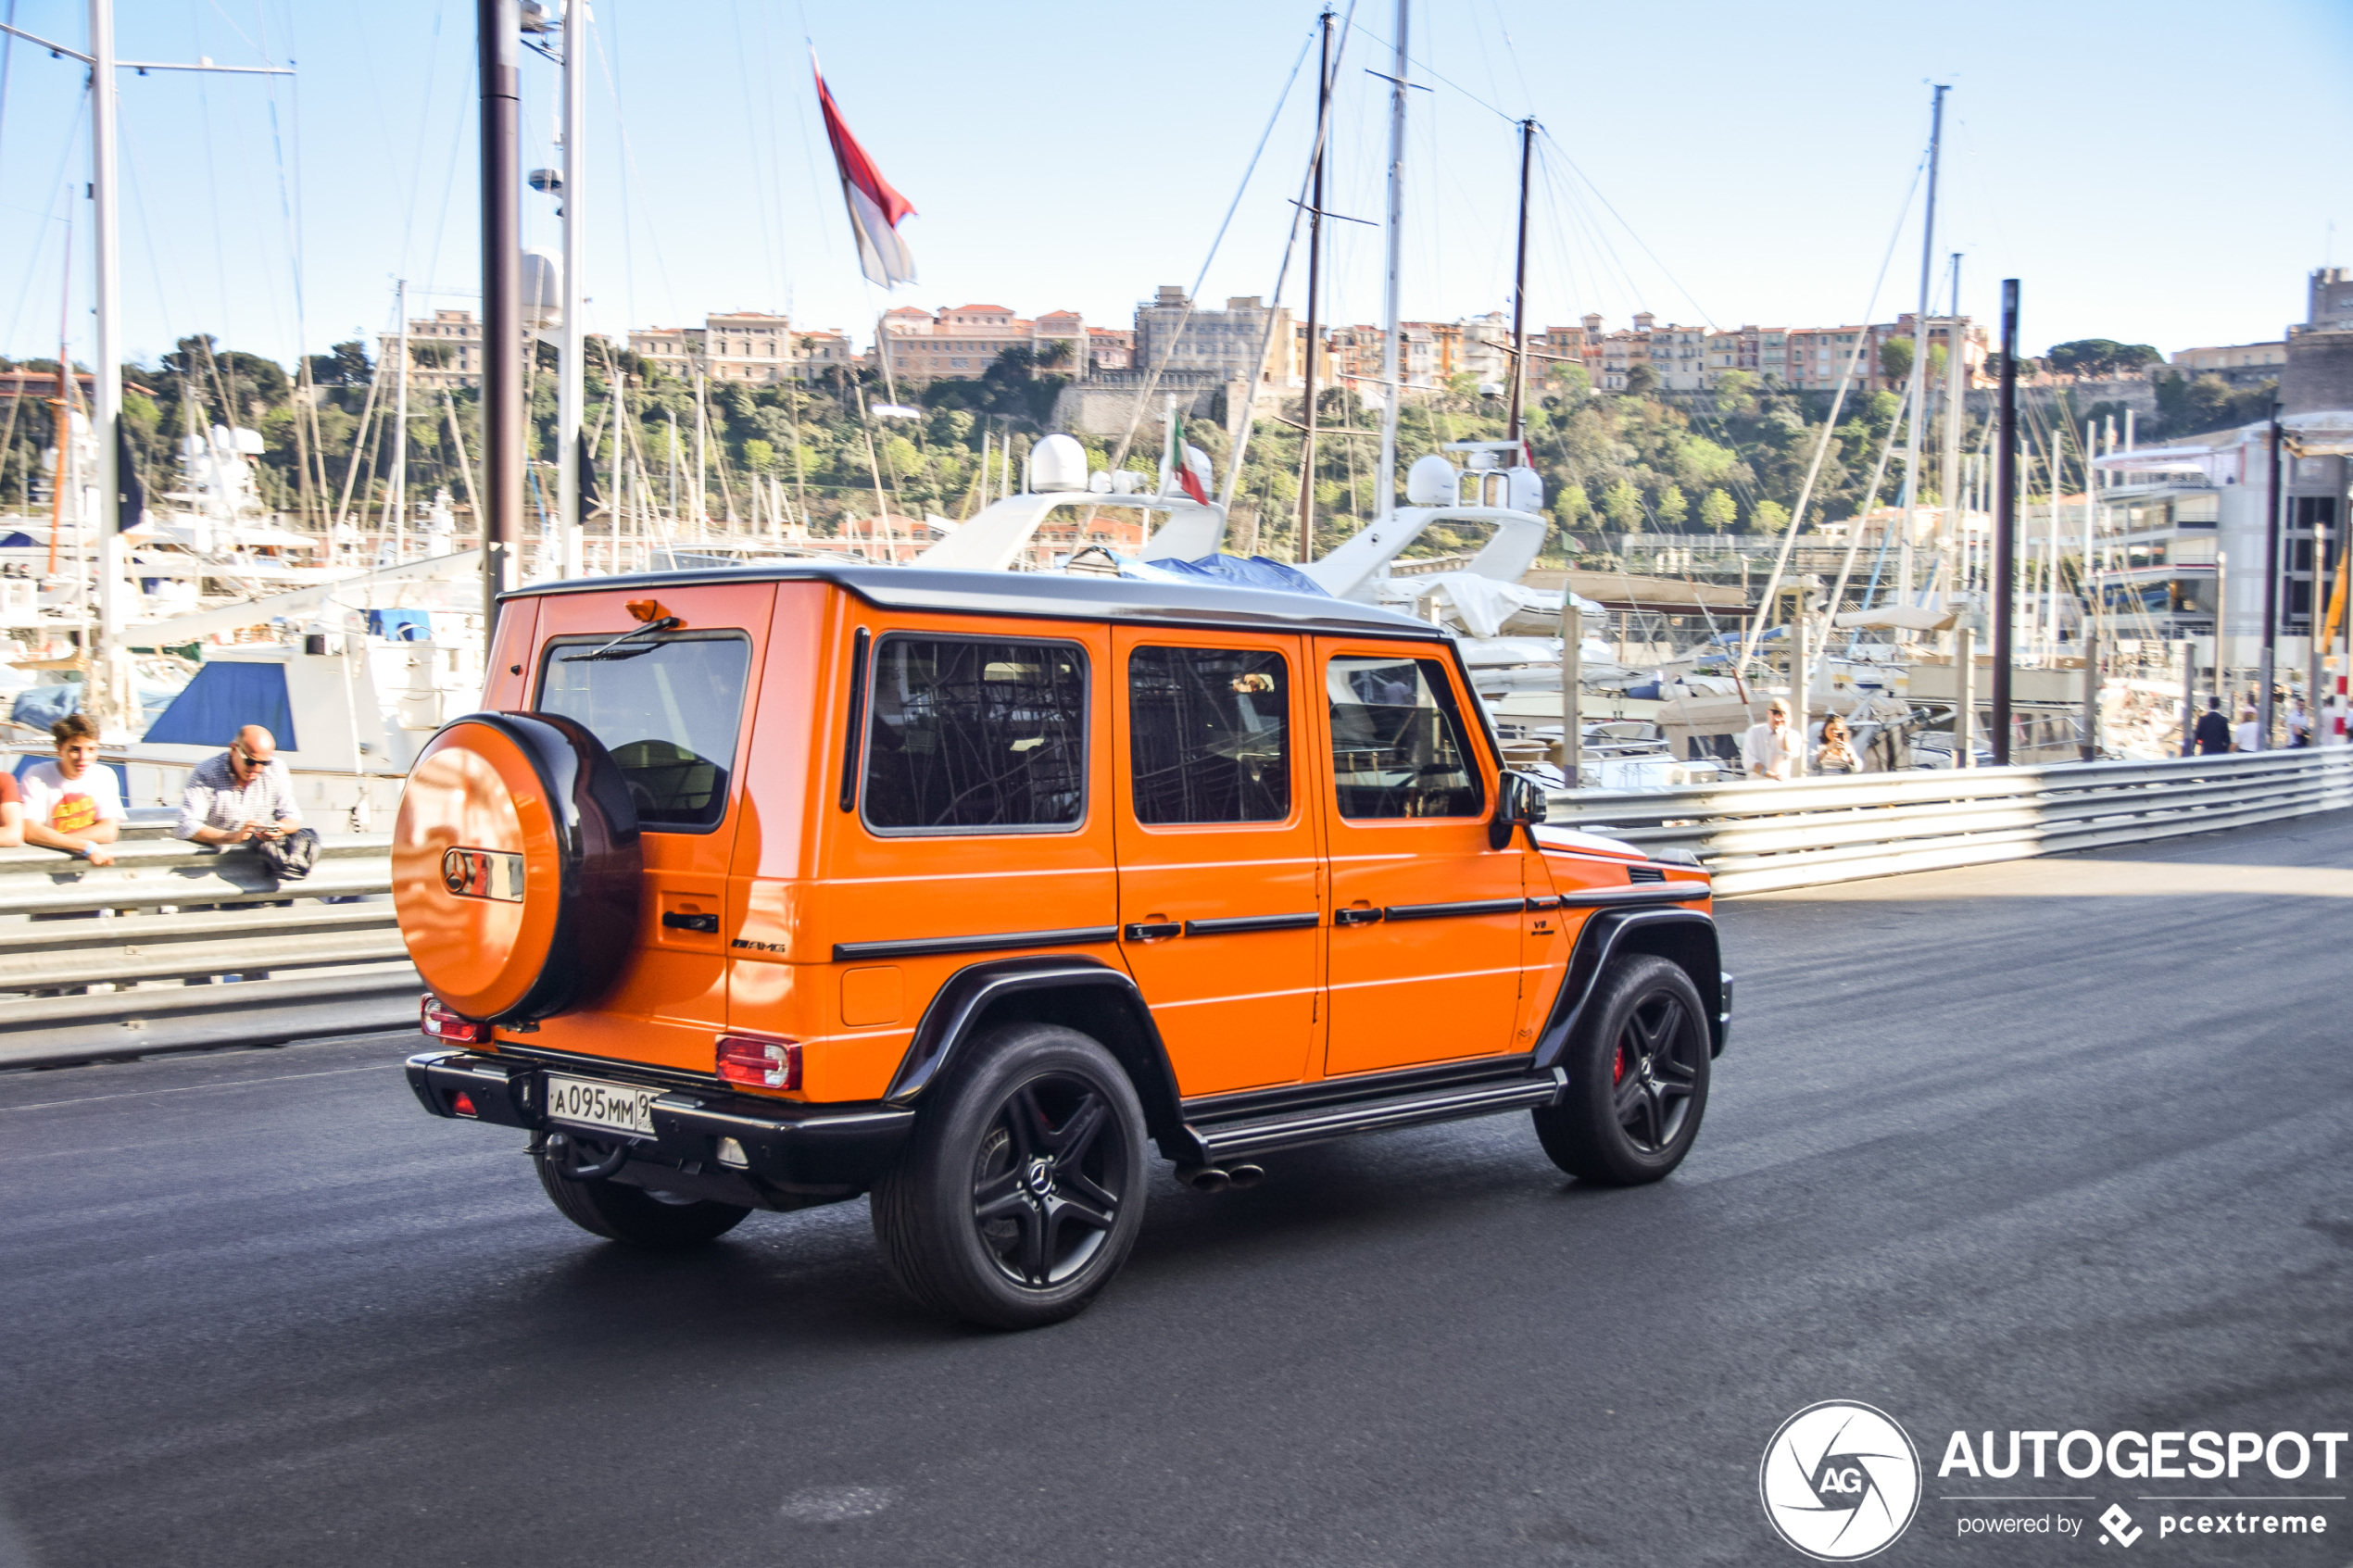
[1541,126,1757,333]
[1223,0,1361,516]
[1739,148,1930,670]
[1818,379,1911,663]
[728,0,784,311]
[3,82,90,363]
[1339,15,1514,121]
[1102,15,1317,484]
[0,0,16,177]
[590,11,680,328]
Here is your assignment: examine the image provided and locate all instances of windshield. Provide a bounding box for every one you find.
[535,632,751,831]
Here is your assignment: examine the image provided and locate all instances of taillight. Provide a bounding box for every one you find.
[717,1034,801,1090]
[420,996,490,1045]
[450,1090,479,1118]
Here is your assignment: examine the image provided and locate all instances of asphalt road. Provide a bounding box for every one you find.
[4,814,2350,1568]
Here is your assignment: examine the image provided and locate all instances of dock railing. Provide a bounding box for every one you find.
[1547,747,2353,896]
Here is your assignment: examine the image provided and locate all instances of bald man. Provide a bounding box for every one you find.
[176,724,306,846]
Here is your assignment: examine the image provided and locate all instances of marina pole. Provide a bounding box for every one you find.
[391,280,409,564]
[1506,116,1534,447]
[1897,85,1946,608]
[2179,637,2195,757]
[1792,596,1809,777]
[479,0,523,631]
[1939,254,1964,630]
[2259,399,2284,746]
[1956,624,1975,768]
[1374,0,1407,524]
[1296,7,1331,564]
[1991,279,2019,764]
[558,0,586,579]
[1559,597,1579,786]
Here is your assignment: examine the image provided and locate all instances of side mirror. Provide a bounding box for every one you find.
[1489,770,1547,849]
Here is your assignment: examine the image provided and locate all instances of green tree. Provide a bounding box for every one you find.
[1655,483,1688,530]
[1751,498,1791,535]
[2047,338,2161,380]
[1878,338,1913,384]
[742,438,776,472]
[1623,364,1659,396]
[1604,478,1644,533]
[1697,487,1736,533]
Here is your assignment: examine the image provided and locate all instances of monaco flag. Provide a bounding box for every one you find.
[813,56,916,287]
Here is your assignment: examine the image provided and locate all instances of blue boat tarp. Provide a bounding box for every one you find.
[142,661,298,749]
[369,608,432,641]
[1145,555,1330,596]
[0,531,35,548]
[10,684,81,729]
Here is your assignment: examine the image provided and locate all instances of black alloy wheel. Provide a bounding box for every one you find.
[874,1022,1149,1329]
[971,1074,1126,1287]
[1533,953,1712,1185]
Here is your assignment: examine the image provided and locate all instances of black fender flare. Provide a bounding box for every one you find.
[885,954,1202,1163]
[1533,907,1727,1069]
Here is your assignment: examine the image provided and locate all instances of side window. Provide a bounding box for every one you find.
[1327,654,1483,820]
[862,635,1088,834]
[535,632,751,832]
[1128,646,1290,824]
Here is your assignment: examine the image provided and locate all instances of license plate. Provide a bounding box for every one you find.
[543,1073,660,1137]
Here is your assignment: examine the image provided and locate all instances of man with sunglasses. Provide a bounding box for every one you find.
[176,724,305,847]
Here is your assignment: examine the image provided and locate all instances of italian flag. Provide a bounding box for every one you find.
[1168,413,1213,506]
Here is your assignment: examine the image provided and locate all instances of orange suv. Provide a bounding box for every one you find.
[397,564,1730,1327]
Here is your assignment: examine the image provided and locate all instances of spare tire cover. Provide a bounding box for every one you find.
[394,711,641,1022]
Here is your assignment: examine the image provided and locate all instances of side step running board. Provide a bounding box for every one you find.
[1189,1070,1566,1162]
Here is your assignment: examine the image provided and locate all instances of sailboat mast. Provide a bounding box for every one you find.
[1296,6,1332,564]
[1896,83,1946,606]
[1506,116,1534,445]
[556,0,585,579]
[391,278,410,563]
[1940,252,1965,613]
[1374,0,1408,522]
[90,0,124,721]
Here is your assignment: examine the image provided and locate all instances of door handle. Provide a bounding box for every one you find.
[662,910,721,933]
[1333,908,1384,926]
[1122,922,1183,942]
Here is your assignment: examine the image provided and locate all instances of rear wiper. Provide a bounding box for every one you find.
[562,615,683,662]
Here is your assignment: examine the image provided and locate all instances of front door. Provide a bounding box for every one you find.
[1112,631,1322,1098]
[1315,640,1523,1077]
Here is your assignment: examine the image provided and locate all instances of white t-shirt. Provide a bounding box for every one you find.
[1741,721,1793,780]
[18,759,126,836]
[2232,720,2261,753]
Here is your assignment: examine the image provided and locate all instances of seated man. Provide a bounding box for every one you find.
[176,724,307,849]
[20,713,124,865]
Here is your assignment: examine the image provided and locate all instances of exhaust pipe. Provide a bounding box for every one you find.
[1176,1163,1265,1193]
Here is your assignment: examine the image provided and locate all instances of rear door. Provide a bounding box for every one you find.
[526,581,773,1074]
[1111,630,1321,1098]
[1315,639,1522,1076]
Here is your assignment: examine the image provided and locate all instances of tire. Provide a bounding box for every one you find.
[872,1023,1149,1330]
[1532,954,1711,1185]
[534,1142,751,1248]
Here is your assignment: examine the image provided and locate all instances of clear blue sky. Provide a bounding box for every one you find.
[2,0,2347,376]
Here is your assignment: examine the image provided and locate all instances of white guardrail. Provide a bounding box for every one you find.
[2,749,2347,1070]
[1549,747,2353,897]
[0,827,413,1070]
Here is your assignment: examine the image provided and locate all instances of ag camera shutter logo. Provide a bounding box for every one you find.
[1760,1400,1922,1561]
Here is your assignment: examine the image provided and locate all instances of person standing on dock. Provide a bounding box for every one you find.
[2194,699,2233,757]
[1742,699,1795,781]
[19,714,125,866]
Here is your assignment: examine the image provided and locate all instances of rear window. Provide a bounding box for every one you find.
[862,634,1088,834]
[535,631,751,832]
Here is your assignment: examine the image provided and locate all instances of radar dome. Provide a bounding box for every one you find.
[1030,433,1088,493]
[1405,453,1457,506]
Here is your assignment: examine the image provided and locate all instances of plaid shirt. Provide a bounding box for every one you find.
[175,750,304,840]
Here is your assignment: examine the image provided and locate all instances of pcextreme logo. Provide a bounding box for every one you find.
[1760,1401,1924,1562]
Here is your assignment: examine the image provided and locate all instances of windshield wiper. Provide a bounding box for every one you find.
[562,615,684,662]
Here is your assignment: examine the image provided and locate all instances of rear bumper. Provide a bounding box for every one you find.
[405,1050,915,1195]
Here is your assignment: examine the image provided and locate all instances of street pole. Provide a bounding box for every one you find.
[1991,278,2019,764]
[1792,595,1810,778]
[2259,399,2284,747]
[1897,84,1947,608]
[479,0,522,632]
[2178,635,2194,758]
[558,0,586,579]
[1296,8,1330,564]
